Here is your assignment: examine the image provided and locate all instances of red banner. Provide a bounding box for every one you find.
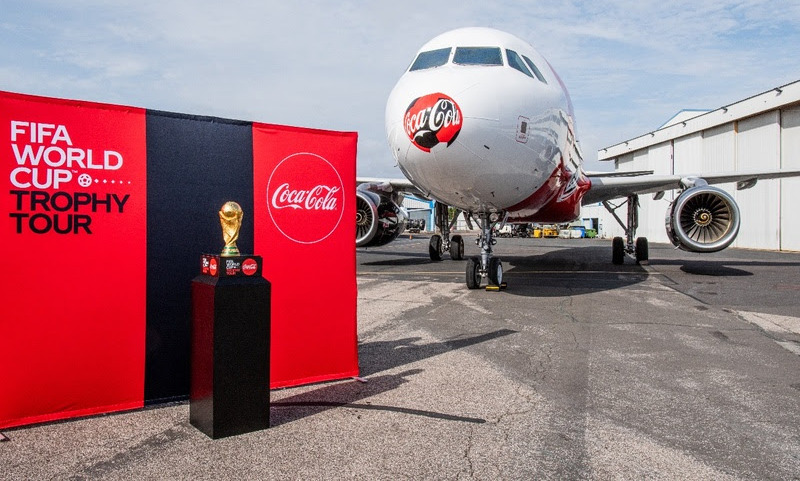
[252,123,359,388]
[0,92,147,429]
[0,92,359,429]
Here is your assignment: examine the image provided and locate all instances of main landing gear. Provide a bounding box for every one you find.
[428,202,465,261]
[603,194,649,265]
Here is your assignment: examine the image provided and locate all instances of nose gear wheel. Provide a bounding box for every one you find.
[465,211,505,290]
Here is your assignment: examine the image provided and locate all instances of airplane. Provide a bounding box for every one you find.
[355,27,800,290]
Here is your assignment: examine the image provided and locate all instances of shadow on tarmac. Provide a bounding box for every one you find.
[678,263,753,276]
[270,329,515,427]
[491,245,799,294]
[361,257,432,266]
[359,239,800,297]
[271,370,485,426]
[358,329,517,377]
[500,245,649,298]
[651,259,800,277]
[358,245,432,266]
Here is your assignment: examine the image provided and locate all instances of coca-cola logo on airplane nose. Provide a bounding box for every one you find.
[267,153,345,244]
[404,93,462,152]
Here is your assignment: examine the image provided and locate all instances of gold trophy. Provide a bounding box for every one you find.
[219,201,243,257]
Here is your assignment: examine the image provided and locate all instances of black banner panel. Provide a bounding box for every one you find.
[145,112,254,404]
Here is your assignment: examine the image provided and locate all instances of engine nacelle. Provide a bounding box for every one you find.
[665,185,740,253]
[356,186,407,247]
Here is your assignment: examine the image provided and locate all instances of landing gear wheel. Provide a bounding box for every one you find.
[612,237,625,265]
[488,257,503,286]
[450,235,464,260]
[429,235,443,261]
[466,257,481,289]
[635,237,649,264]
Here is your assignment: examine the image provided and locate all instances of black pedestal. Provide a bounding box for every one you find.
[190,274,271,439]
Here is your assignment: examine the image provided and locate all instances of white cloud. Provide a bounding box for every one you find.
[1,0,799,175]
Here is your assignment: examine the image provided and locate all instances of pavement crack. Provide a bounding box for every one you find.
[530,344,553,383]
[464,424,477,479]
[489,385,538,427]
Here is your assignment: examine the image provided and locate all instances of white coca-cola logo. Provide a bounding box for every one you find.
[266,152,345,244]
[271,183,340,211]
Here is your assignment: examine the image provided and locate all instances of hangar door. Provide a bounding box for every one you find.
[781,105,800,251]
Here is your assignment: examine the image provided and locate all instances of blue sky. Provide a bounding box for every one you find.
[2,0,799,175]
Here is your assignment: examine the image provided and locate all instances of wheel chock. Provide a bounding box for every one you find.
[485,282,508,292]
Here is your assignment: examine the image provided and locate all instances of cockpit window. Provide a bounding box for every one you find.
[409,48,451,71]
[506,49,533,78]
[522,55,548,83]
[453,47,503,66]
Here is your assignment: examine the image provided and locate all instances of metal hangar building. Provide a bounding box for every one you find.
[583,79,800,252]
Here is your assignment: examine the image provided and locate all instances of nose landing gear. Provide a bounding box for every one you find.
[428,202,507,290]
[466,212,507,291]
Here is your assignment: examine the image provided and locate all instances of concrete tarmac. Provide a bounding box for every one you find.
[3,236,800,479]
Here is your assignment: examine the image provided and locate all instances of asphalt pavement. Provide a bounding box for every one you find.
[3,236,800,480]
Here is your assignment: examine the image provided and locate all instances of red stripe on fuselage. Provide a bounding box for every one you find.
[505,162,591,223]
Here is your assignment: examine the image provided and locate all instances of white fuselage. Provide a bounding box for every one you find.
[385,28,585,222]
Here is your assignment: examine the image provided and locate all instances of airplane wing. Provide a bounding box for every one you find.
[355,176,432,248]
[582,169,800,205]
[356,177,429,199]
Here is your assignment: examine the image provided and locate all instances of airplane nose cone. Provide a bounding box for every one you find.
[385,65,565,211]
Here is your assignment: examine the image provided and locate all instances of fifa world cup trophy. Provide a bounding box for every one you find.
[219,201,243,257]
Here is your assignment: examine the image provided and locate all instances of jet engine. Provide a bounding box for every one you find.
[356,185,408,247]
[665,185,740,253]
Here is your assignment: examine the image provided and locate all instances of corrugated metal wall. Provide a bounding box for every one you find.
[735,112,781,249]
[782,105,800,251]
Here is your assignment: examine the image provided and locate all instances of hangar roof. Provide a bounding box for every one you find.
[657,109,710,129]
[598,79,800,162]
